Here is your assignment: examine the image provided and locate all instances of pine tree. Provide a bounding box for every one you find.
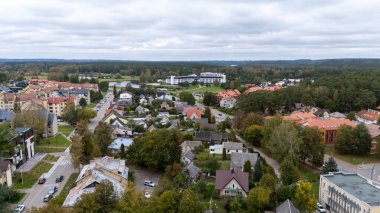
[113,85,117,97]
[243,160,252,174]
[222,148,227,160]
[120,144,125,158]
[321,157,338,174]
[253,158,263,182]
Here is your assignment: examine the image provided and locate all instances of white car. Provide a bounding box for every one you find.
[317,202,326,213]
[14,205,25,213]
[144,180,156,187]
[144,192,151,199]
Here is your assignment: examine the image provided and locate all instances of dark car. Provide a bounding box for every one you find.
[43,194,52,202]
[38,178,46,184]
[56,175,64,183]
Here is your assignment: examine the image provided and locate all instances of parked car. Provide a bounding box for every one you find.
[43,194,53,202]
[56,175,64,183]
[144,192,151,199]
[48,186,58,195]
[14,205,25,213]
[38,178,46,184]
[317,202,326,213]
[144,180,155,187]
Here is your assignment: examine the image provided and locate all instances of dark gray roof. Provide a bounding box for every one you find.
[0,160,11,171]
[230,152,258,170]
[276,199,300,213]
[0,110,12,122]
[195,131,228,143]
[183,151,195,161]
[184,163,201,179]
[194,118,209,124]
[58,89,89,96]
[15,127,32,134]
[182,141,202,149]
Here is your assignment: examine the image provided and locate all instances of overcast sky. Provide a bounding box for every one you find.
[0,0,379,60]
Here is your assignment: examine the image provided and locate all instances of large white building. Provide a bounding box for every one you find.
[319,172,380,213]
[165,72,226,85]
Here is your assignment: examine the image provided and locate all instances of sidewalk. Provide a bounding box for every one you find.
[16,153,46,173]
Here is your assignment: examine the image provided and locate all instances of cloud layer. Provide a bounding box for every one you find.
[0,0,379,60]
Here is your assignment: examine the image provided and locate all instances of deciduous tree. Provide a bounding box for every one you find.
[178,189,204,213]
[179,92,195,105]
[244,125,263,147]
[293,180,316,213]
[280,159,299,185]
[247,186,271,213]
[268,122,301,162]
[94,122,112,156]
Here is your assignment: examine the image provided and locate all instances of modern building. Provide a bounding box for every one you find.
[116,92,133,107]
[165,72,226,85]
[63,157,129,207]
[319,172,380,213]
[303,119,356,144]
[47,97,75,117]
[11,127,35,169]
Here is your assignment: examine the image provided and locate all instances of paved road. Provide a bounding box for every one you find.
[210,107,234,124]
[88,93,113,132]
[21,148,76,210]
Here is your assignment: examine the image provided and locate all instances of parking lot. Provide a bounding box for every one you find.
[129,165,162,194]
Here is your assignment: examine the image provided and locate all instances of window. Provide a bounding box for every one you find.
[225,190,229,194]
[232,184,235,189]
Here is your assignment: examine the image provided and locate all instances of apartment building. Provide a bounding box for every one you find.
[47,97,75,117]
[0,93,16,110]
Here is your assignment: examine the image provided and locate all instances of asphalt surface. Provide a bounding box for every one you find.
[210,107,234,123]
[88,93,113,132]
[21,148,76,210]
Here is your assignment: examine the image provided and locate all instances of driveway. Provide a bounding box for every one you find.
[210,107,234,123]
[129,165,162,194]
[88,93,113,132]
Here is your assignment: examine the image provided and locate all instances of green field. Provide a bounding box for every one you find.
[325,146,380,165]
[13,160,53,189]
[298,165,320,197]
[172,85,224,95]
[38,134,71,147]
[58,125,75,137]
[35,147,67,153]
[98,75,139,82]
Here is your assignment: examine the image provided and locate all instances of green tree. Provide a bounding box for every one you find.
[210,115,216,124]
[247,186,271,213]
[205,158,220,175]
[203,92,217,106]
[253,158,263,182]
[222,148,227,160]
[98,81,109,92]
[241,113,264,131]
[244,125,263,147]
[113,85,117,97]
[157,190,180,213]
[243,160,252,174]
[299,126,325,167]
[70,135,83,168]
[229,196,246,213]
[77,108,97,121]
[74,192,101,213]
[32,204,69,213]
[258,173,276,190]
[352,123,372,155]
[346,112,356,121]
[280,159,299,185]
[69,74,79,83]
[293,180,316,213]
[94,122,112,156]
[204,107,211,122]
[61,102,77,124]
[178,189,204,213]
[321,157,338,174]
[117,184,146,213]
[0,123,16,158]
[79,98,87,107]
[277,185,294,203]
[179,92,195,105]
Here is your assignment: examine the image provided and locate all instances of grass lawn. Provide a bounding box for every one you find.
[87,102,97,109]
[325,146,380,165]
[38,134,71,147]
[220,161,231,170]
[58,125,74,137]
[44,154,59,162]
[298,164,320,197]
[98,75,139,82]
[172,85,224,95]
[11,192,26,204]
[35,147,67,153]
[60,173,79,198]
[13,161,54,189]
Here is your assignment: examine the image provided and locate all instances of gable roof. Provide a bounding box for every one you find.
[215,169,249,193]
[183,151,195,161]
[276,199,300,213]
[365,124,380,139]
[230,152,258,170]
[357,110,380,122]
[305,118,355,130]
[185,107,202,119]
[184,163,201,180]
[223,142,243,150]
[181,141,202,149]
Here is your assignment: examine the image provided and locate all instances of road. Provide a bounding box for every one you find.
[88,93,114,132]
[21,148,76,210]
[210,107,234,124]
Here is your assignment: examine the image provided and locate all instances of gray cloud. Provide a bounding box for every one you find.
[0,0,379,60]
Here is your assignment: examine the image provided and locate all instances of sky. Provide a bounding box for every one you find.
[0,0,379,60]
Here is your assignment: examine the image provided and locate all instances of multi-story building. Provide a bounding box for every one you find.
[303,119,356,144]
[10,128,35,169]
[165,72,226,85]
[58,89,91,105]
[47,97,75,117]
[0,93,16,110]
[319,172,380,213]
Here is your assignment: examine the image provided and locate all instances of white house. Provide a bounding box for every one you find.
[220,98,237,109]
[108,137,133,153]
[209,142,243,154]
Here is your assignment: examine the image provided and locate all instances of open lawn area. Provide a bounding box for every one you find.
[13,161,53,189]
[35,147,67,153]
[98,75,139,82]
[172,85,224,95]
[325,146,380,165]
[194,150,231,173]
[58,125,74,137]
[38,134,70,147]
[298,164,320,197]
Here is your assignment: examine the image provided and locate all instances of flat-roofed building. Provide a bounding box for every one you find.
[319,172,380,213]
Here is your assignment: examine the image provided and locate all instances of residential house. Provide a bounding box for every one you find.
[303,119,356,144]
[184,107,202,120]
[243,85,282,94]
[230,152,258,171]
[329,112,346,119]
[181,151,195,165]
[365,124,380,154]
[181,141,202,153]
[103,109,128,125]
[0,109,12,122]
[195,131,229,144]
[220,98,237,109]
[184,163,202,181]
[108,137,133,153]
[63,157,128,207]
[160,101,170,110]
[319,172,380,213]
[215,169,249,197]
[209,142,243,154]
[0,160,13,187]
[47,97,75,117]
[0,93,16,110]
[283,111,317,124]
[356,109,380,124]
[156,94,174,101]
[216,89,241,102]
[135,106,149,115]
[111,126,132,138]
[58,89,91,105]
[116,92,133,107]
[276,199,300,213]
[175,102,188,114]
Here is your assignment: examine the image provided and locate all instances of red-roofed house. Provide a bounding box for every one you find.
[365,124,380,154]
[356,109,380,124]
[217,89,241,109]
[47,97,75,117]
[215,169,249,197]
[184,107,202,120]
[303,119,356,144]
[283,111,317,124]
[0,93,16,110]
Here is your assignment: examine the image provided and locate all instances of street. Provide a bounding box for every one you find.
[88,93,114,132]
[210,107,234,124]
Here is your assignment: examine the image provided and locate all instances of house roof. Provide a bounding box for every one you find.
[0,160,10,171]
[276,199,300,213]
[230,152,258,170]
[305,118,355,130]
[184,163,201,179]
[183,151,195,161]
[18,92,38,101]
[181,141,202,149]
[215,169,249,193]
[329,112,346,119]
[47,97,75,104]
[1,93,16,101]
[357,110,380,122]
[195,131,228,142]
[244,85,282,94]
[108,137,133,150]
[0,110,12,122]
[185,107,202,119]
[217,89,241,99]
[283,111,317,123]
[365,124,380,139]
[223,142,243,150]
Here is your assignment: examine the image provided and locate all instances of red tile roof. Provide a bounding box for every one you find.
[215,169,249,193]
[19,92,38,101]
[305,118,355,130]
[1,93,16,101]
[357,110,380,122]
[185,107,202,119]
[283,111,317,124]
[47,97,75,104]
[217,89,241,101]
